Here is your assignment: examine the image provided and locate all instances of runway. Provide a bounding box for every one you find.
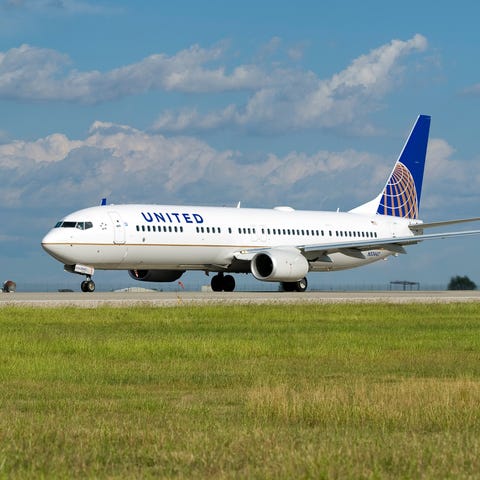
[1,290,480,307]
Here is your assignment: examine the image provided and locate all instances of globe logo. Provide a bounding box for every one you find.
[377,162,418,218]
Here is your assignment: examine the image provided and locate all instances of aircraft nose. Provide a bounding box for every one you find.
[41,230,66,260]
[41,230,55,251]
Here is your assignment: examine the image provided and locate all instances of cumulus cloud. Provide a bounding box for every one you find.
[0,34,427,133]
[0,121,390,212]
[0,43,269,103]
[2,118,477,221]
[421,137,478,213]
[154,34,428,133]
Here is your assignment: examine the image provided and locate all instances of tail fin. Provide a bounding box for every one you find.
[350,115,431,219]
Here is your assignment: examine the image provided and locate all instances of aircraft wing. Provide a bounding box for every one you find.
[300,229,480,259]
[234,229,480,262]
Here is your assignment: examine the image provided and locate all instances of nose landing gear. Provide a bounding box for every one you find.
[64,264,96,293]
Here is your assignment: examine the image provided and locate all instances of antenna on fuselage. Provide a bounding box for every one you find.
[236,201,241,208]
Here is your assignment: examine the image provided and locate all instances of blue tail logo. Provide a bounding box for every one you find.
[376,115,430,219]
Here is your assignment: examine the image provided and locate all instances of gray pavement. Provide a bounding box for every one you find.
[1,290,480,307]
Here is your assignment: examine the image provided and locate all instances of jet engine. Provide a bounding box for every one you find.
[251,248,309,282]
[128,269,185,282]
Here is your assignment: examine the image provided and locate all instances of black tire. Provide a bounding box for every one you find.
[295,277,308,292]
[211,274,223,292]
[81,281,88,292]
[86,280,96,292]
[223,275,235,292]
[281,281,296,292]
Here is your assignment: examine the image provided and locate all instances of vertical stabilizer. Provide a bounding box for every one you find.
[350,115,431,219]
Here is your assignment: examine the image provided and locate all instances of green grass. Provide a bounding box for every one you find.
[1,303,480,478]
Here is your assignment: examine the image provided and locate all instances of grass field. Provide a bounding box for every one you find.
[1,303,480,478]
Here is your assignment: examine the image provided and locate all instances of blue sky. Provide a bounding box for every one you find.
[1,0,480,291]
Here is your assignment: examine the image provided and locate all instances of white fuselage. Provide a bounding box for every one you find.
[41,204,416,273]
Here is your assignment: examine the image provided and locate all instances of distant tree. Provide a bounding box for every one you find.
[447,275,477,291]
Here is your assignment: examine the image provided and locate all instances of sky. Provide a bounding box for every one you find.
[1,0,480,291]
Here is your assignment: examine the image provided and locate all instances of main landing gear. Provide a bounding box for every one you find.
[80,276,95,292]
[281,277,308,292]
[210,273,236,292]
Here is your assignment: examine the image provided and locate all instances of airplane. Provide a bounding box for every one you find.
[42,115,480,292]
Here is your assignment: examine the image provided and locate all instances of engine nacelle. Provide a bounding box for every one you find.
[128,269,185,282]
[251,248,309,282]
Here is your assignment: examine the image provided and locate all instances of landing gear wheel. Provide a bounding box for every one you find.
[81,279,96,292]
[281,277,308,292]
[211,274,223,292]
[210,273,236,292]
[295,277,308,292]
[223,275,235,292]
[280,281,296,292]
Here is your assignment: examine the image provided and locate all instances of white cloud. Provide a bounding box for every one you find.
[0,133,82,166]
[0,121,388,211]
[0,43,269,103]
[3,118,477,221]
[0,34,428,130]
[154,34,428,133]
[421,137,476,213]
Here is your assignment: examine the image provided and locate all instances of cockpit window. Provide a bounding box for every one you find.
[54,221,93,229]
[62,221,77,228]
